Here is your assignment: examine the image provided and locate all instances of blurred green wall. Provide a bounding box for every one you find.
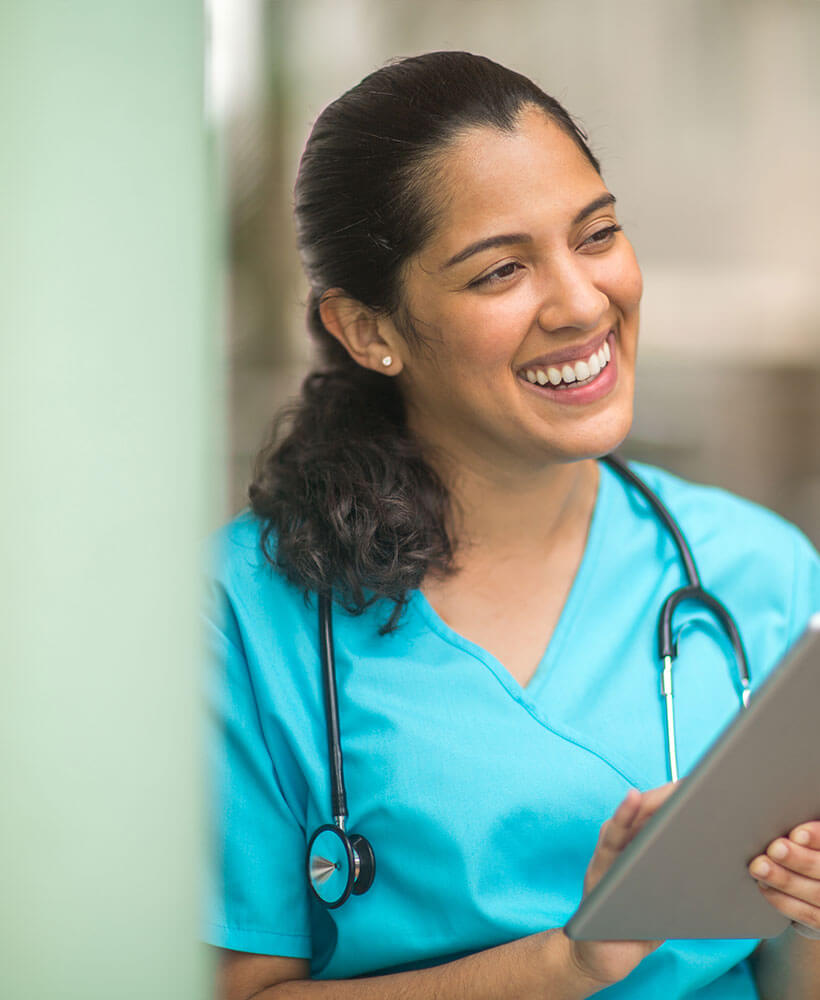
[0,3,218,997]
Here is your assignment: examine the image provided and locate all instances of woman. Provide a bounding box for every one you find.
[204,52,820,998]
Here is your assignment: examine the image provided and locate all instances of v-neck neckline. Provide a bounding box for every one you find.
[410,461,612,704]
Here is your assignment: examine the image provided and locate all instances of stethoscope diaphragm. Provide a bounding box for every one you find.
[307,823,375,908]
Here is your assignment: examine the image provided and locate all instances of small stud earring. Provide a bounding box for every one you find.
[381,356,392,368]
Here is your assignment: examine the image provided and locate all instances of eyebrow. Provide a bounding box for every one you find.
[442,232,532,270]
[442,192,617,270]
[572,192,616,225]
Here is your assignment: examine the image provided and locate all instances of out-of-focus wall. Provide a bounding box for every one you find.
[1,3,217,998]
[222,0,819,544]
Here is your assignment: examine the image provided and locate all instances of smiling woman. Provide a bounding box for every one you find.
[204,52,820,1000]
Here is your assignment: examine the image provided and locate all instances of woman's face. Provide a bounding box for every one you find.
[393,106,643,474]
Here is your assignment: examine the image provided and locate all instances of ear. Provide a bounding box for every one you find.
[319,290,404,375]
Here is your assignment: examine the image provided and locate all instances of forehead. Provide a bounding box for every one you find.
[421,108,607,260]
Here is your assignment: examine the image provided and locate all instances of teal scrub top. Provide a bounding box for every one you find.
[203,461,820,998]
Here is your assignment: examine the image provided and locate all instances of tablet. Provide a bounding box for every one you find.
[565,613,820,940]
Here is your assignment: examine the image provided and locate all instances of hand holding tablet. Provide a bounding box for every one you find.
[749,820,820,939]
[563,785,676,988]
[566,615,820,941]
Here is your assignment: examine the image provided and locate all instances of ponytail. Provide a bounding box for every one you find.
[248,325,453,632]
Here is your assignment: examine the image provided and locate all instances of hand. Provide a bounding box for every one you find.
[564,783,677,990]
[749,821,820,937]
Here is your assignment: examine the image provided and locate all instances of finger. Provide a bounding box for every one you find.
[749,855,820,908]
[628,782,677,834]
[612,788,643,827]
[637,782,677,812]
[788,821,820,850]
[764,837,820,881]
[756,882,820,934]
[598,789,642,853]
[593,790,642,855]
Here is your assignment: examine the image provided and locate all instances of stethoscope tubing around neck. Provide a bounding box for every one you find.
[602,454,750,685]
[318,591,348,827]
[310,453,753,905]
[601,454,701,588]
[602,453,751,781]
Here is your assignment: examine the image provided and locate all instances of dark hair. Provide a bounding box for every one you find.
[249,51,600,631]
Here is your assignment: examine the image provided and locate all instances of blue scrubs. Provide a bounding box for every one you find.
[203,461,820,997]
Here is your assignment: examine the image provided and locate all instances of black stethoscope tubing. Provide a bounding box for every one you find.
[306,453,751,907]
[604,454,749,676]
[319,589,348,823]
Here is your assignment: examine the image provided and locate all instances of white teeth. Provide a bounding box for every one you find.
[521,336,612,388]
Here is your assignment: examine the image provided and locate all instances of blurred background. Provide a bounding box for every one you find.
[1,2,817,998]
[218,0,820,544]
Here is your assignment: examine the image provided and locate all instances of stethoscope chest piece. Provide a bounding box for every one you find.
[307,824,376,908]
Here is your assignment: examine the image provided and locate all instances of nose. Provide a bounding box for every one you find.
[535,255,609,334]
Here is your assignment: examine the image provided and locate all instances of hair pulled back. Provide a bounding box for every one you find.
[249,51,600,631]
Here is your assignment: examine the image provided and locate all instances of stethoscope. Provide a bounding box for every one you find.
[306,452,751,908]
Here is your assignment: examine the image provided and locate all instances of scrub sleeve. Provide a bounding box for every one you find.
[204,583,312,958]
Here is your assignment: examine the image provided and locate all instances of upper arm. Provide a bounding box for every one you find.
[202,579,313,960]
[215,948,310,1000]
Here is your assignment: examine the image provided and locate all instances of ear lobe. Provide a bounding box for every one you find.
[318,289,403,375]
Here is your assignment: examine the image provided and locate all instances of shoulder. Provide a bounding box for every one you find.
[206,508,271,585]
[612,459,820,647]
[205,509,306,597]
[621,461,816,564]
[202,510,311,647]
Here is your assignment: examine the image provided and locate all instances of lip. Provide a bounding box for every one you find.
[516,328,613,372]
[516,331,618,406]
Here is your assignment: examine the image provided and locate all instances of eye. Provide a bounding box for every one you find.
[469,261,524,289]
[581,224,622,249]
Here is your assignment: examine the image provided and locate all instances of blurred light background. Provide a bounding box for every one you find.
[2,3,217,998]
[218,0,819,545]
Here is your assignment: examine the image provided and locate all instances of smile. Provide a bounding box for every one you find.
[519,338,611,389]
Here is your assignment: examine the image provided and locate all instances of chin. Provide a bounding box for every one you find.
[596,406,634,456]
[549,402,634,463]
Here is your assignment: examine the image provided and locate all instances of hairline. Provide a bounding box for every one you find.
[384,102,599,336]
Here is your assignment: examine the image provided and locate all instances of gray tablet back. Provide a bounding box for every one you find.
[566,614,820,940]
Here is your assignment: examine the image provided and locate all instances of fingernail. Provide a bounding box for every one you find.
[770,841,788,861]
[751,859,770,878]
[794,829,810,846]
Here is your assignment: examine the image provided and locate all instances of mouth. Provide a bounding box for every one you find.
[517,330,612,388]
[516,330,618,404]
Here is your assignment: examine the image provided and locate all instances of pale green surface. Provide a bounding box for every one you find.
[0,3,219,997]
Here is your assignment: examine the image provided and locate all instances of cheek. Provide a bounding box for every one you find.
[444,296,535,371]
[403,325,509,404]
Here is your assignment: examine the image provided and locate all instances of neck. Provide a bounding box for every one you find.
[428,443,600,567]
